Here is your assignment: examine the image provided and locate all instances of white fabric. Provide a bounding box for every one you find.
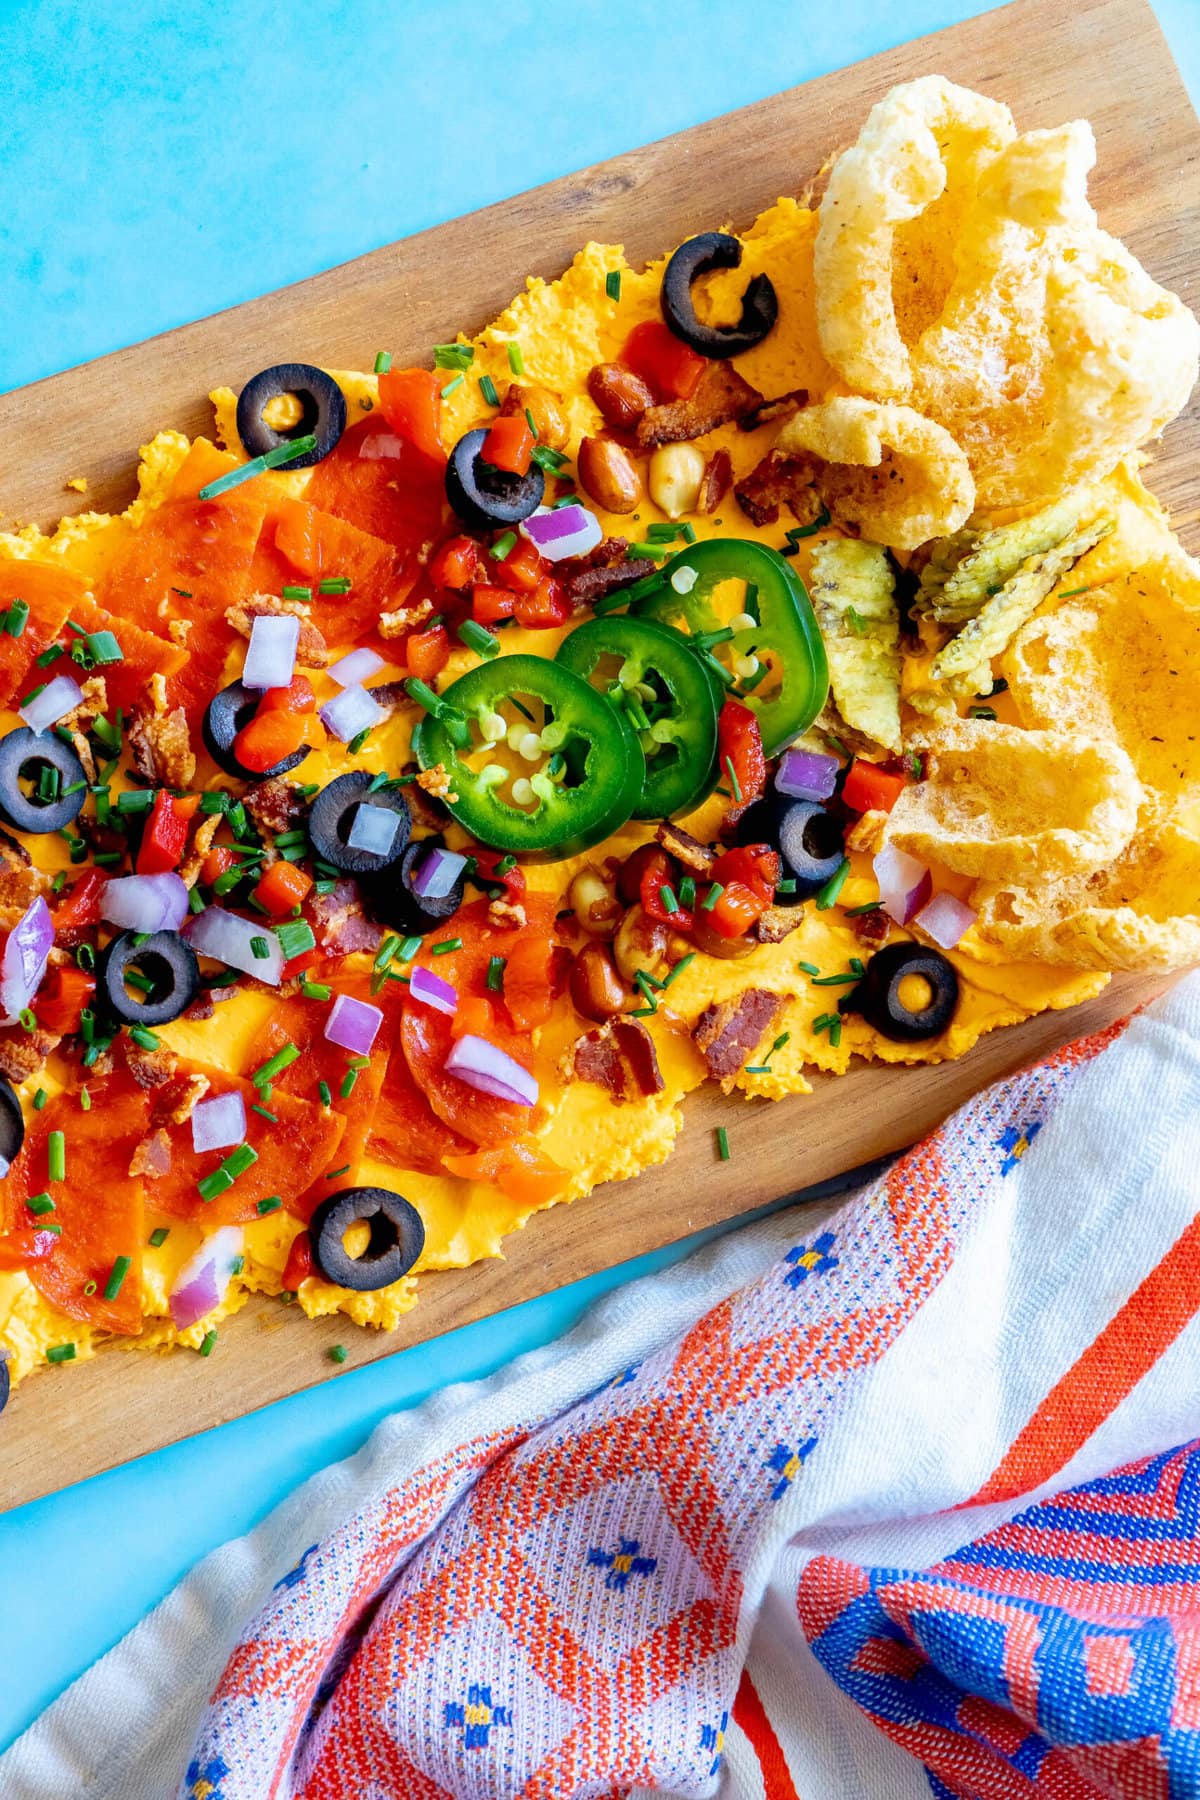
[4,973,1199,1800]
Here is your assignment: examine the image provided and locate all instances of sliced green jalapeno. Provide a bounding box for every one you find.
[555,615,718,818]
[631,539,828,756]
[412,654,645,859]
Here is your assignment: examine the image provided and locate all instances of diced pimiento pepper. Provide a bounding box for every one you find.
[234,676,324,774]
[513,578,570,630]
[136,790,200,875]
[472,584,516,625]
[51,869,106,932]
[841,757,908,815]
[471,846,527,902]
[619,320,705,401]
[717,700,767,806]
[377,368,446,463]
[638,846,695,932]
[405,623,451,681]
[281,1229,316,1291]
[482,415,535,477]
[431,535,485,591]
[494,536,544,594]
[703,843,780,938]
[252,860,314,918]
[34,963,95,1035]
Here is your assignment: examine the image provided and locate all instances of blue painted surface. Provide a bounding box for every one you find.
[0,0,1194,1754]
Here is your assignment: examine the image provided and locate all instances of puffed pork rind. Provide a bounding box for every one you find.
[885,718,1141,884]
[813,75,1016,400]
[773,396,974,551]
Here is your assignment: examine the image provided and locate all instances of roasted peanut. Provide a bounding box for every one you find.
[587,362,654,431]
[577,436,643,514]
[648,441,707,520]
[568,864,621,937]
[613,904,670,984]
[501,382,569,449]
[569,943,628,1022]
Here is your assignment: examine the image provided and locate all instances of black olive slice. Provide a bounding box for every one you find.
[661,232,779,360]
[0,728,87,836]
[309,1186,425,1290]
[202,681,308,783]
[776,800,846,901]
[96,929,201,1028]
[307,773,411,876]
[0,1354,8,1417]
[445,427,545,531]
[236,362,347,469]
[360,836,466,937]
[0,1074,25,1174]
[839,942,959,1042]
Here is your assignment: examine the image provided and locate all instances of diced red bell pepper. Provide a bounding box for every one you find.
[472,847,526,902]
[472,584,516,625]
[234,709,318,774]
[202,844,238,886]
[431,535,485,591]
[482,415,535,477]
[501,931,555,1032]
[377,368,446,463]
[619,320,705,402]
[639,847,695,932]
[513,577,570,630]
[258,674,316,716]
[842,757,908,815]
[703,843,781,939]
[405,624,450,681]
[34,963,95,1035]
[51,869,106,932]
[281,1229,316,1291]
[136,790,200,875]
[703,882,765,939]
[717,701,767,806]
[252,860,314,918]
[494,535,545,595]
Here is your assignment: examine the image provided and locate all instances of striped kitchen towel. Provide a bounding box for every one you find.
[5,972,1200,1799]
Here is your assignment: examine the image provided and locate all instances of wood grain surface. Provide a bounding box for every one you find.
[0,0,1195,1509]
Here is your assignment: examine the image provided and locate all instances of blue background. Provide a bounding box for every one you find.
[0,0,1195,1754]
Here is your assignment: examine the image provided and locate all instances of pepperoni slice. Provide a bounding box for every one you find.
[69,591,188,717]
[0,561,87,711]
[400,1002,538,1150]
[369,1015,473,1177]
[303,415,448,552]
[4,1072,152,1335]
[254,495,417,648]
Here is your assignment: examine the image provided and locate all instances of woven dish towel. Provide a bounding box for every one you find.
[5,973,1200,1800]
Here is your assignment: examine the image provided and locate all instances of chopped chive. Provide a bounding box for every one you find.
[223,1143,258,1179]
[440,373,465,399]
[197,433,319,500]
[814,857,850,911]
[276,920,316,960]
[373,350,392,374]
[783,506,831,546]
[628,541,673,561]
[35,643,64,668]
[33,1088,47,1111]
[87,630,123,664]
[281,583,312,601]
[18,1007,36,1031]
[495,854,517,875]
[251,1103,278,1122]
[128,1025,161,1050]
[171,586,192,598]
[1058,584,1090,598]
[51,871,67,892]
[83,1279,97,1296]
[339,1069,358,1099]
[197,1168,234,1202]
[431,937,462,955]
[252,1043,299,1086]
[776,878,797,895]
[93,851,121,868]
[326,1163,351,1180]
[188,886,206,914]
[701,882,725,912]
[249,936,271,959]
[433,342,474,370]
[829,1017,842,1048]
[658,884,679,915]
[4,599,30,637]
[47,1130,65,1182]
[205,969,241,988]
[724,756,743,804]
[301,979,332,1001]
[397,934,423,962]
[318,575,352,594]
[605,268,621,302]
[489,530,517,561]
[199,1328,218,1357]
[46,1343,76,1364]
[374,933,400,970]
[716,1125,730,1162]
[230,1254,245,1276]
[257,1195,282,1215]
[149,1226,170,1247]
[79,1087,91,1112]
[329,1343,348,1364]
[531,444,568,473]
[523,405,539,440]
[103,1255,131,1301]
[663,952,695,988]
[506,342,524,376]
[26,1192,54,1215]
[850,956,864,975]
[486,954,505,992]
[969,705,997,721]
[811,970,860,986]
[317,1079,332,1106]
[479,372,499,407]
[457,619,500,659]
[844,901,882,917]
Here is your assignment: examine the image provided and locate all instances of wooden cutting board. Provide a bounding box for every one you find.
[0,0,1195,1509]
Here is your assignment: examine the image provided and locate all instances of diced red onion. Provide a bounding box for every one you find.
[915,891,977,950]
[325,992,383,1055]
[346,803,400,859]
[329,646,385,688]
[873,845,933,926]
[520,503,603,563]
[319,683,387,744]
[169,1225,244,1332]
[19,673,83,736]
[100,872,189,934]
[775,746,840,802]
[242,614,300,691]
[411,845,468,900]
[191,1090,247,1155]
[184,907,283,984]
[445,1034,537,1107]
[409,965,458,1016]
[0,896,53,1025]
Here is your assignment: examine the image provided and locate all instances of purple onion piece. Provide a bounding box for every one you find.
[324,992,383,1055]
[169,1225,244,1332]
[319,683,387,745]
[520,504,603,563]
[242,614,300,691]
[411,845,468,900]
[0,896,53,1024]
[873,845,932,926]
[445,1033,537,1107]
[184,908,284,984]
[100,873,189,935]
[19,674,84,736]
[775,746,840,802]
[915,891,977,950]
[409,965,458,1017]
[328,647,386,688]
[191,1090,248,1155]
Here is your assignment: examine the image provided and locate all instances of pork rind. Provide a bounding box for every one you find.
[813,76,1016,400]
[773,397,974,550]
[972,823,1200,972]
[885,719,1140,884]
[815,79,1199,508]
